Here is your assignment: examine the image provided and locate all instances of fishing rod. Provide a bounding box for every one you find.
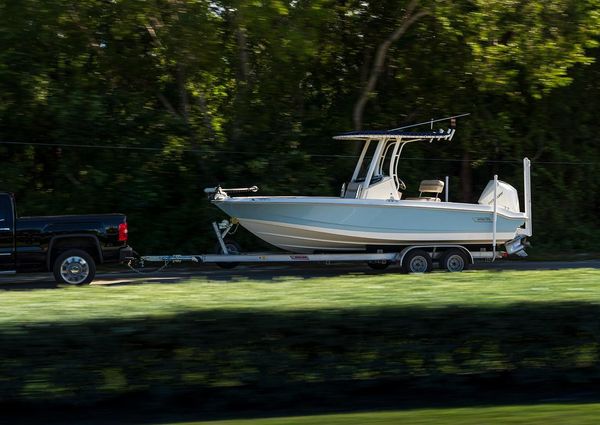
[389,113,471,131]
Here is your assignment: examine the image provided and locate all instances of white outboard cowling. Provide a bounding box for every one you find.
[477,180,520,212]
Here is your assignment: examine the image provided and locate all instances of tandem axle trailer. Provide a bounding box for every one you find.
[133,219,526,274]
[138,248,502,273]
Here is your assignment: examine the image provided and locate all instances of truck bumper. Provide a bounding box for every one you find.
[119,246,135,262]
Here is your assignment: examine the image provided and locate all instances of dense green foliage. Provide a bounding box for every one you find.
[1,269,600,418]
[0,0,598,253]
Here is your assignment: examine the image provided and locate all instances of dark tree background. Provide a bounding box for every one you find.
[1,0,598,254]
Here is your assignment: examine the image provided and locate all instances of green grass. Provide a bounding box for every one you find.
[1,268,599,326]
[175,403,600,425]
[2,268,600,417]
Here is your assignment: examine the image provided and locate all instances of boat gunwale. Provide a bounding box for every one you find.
[212,196,526,220]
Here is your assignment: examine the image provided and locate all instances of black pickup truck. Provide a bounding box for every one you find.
[0,192,133,285]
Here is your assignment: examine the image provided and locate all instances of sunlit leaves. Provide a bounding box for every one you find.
[434,0,600,98]
[0,0,598,251]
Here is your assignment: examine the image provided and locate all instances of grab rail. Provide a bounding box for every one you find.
[492,174,498,261]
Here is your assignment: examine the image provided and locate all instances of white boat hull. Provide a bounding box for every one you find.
[213,197,526,253]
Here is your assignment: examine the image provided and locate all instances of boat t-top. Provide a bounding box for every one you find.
[205,116,532,266]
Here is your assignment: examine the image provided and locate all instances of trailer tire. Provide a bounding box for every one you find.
[214,240,241,269]
[53,249,96,285]
[402,250,433,273]
[441,249,470,272]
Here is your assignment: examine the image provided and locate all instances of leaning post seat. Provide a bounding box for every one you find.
[419,180,444,194]
[406,179,445,202]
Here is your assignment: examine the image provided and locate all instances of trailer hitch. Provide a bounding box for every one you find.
[125,219,238,273]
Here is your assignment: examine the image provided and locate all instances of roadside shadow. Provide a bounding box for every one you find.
[102,265,399,286]
[0,264,395,290]
[2,259,599,290]
[83,259,600,286]
[0,275,60,290]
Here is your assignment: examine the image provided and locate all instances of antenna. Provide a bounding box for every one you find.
[389,113,470,132]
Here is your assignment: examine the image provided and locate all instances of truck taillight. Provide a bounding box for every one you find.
[118,223,128,242]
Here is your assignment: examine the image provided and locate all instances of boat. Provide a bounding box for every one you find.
[206,120,532,256]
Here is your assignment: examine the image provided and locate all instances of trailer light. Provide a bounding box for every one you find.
[118,223,128,242]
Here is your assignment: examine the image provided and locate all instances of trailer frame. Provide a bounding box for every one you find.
[134,219,505,273]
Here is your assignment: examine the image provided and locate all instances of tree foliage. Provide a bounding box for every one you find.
[0,0,598,252]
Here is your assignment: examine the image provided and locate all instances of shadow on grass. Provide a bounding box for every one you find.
[0,264,398,291]
[2,302,600,423]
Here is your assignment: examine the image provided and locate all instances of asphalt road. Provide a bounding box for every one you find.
[0,259,599,290]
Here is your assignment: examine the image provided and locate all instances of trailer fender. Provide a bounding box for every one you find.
[398,245,474,266]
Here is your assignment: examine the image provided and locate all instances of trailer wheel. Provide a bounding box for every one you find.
[441,249,470,272]
[367,261,390,270]
[402,250,432,273]
[214,240,241,269]
[53,249,96,285]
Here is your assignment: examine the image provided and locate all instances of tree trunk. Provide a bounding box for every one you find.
[197,90,216,141]
[460,151,473,202]
[157,93,179,118]
[236,25,250,83]
[176,64,189,124]
[352,0,428,130]
[231,12,251,144]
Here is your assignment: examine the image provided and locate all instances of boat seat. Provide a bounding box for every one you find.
[405,196,441,202]
[405,179,444,202]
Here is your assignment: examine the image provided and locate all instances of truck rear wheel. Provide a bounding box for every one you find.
[53,249,96,285]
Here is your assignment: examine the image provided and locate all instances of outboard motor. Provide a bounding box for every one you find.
[478,178,530,257]
[477,180,520,212]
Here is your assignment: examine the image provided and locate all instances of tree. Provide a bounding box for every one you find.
[352,0,429,130]
[0,0,599,251]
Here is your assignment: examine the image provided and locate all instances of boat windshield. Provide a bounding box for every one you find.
[353,142,381,182]
[351,137,405,185]
[377,140,399,177]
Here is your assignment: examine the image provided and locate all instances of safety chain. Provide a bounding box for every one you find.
[126,258,171,274]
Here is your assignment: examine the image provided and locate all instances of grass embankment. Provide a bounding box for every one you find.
[184,403,600,425]
[3,268,600,321]
[1,268,600,420]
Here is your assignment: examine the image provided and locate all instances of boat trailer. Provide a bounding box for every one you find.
[130,218,520,274]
